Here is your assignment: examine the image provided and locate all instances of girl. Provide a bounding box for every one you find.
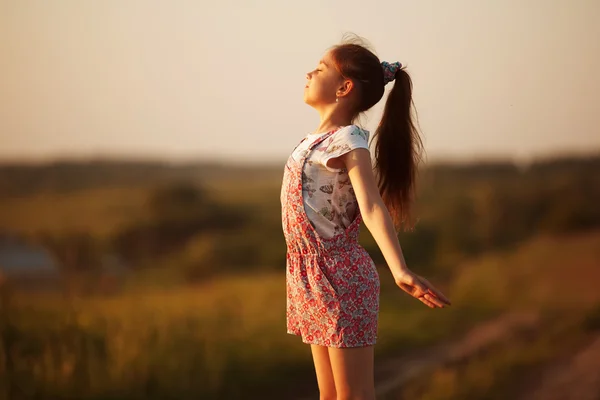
[281,39,451,400]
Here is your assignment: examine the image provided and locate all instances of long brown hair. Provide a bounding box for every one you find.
[330,41,423,231]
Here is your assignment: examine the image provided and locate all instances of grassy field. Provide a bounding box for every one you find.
[0,270,468,400]
[1,230,599,399]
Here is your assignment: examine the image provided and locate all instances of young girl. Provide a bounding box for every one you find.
[281,40,451,400]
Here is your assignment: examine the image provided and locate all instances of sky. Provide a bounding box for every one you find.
[1,0,599,165]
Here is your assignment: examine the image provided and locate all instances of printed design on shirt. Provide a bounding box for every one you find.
[337,193,357,226]
[325,143,352,155]
[299,125,370,239]
[350,127,369,141]
[337,193,348,207]
[319,199,341,231]
[338,176,351,189]
[345,201,359,219]
[319,184,334,194]
[319,206,336,221]
[302,171,316,198]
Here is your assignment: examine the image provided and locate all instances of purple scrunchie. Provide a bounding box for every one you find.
[381,61,403,85]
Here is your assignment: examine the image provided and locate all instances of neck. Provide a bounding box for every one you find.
[313,104,353,134]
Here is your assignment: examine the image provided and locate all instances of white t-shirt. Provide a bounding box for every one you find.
[290,125,370,239]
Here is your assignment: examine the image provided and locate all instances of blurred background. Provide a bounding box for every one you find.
[1,1,599,399]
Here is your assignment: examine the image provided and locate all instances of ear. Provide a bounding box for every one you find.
[336,79,354,99]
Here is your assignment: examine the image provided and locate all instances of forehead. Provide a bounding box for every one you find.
[319,50,336,66]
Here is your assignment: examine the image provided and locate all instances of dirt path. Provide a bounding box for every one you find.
[518,333,600,400]
[374,311,538,398]
[291,311,539,400]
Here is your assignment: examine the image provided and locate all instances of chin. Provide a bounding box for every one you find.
[303,94,316,106]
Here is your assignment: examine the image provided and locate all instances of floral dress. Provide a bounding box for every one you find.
[281,126,380,348]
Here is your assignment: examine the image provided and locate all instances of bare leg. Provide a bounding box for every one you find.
[328,345,375,400]
[311,344,337,400]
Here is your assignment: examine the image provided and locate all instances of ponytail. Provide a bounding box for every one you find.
[373,69,423,231]
[329,42,424,230]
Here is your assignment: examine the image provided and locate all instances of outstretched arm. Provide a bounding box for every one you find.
[332,148,451,308]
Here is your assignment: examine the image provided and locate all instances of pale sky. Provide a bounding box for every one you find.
[1,0,599,164]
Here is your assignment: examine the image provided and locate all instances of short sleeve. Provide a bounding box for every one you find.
[320,125,370,172]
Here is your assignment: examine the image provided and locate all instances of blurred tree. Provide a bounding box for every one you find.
[39,232,103,272]
[112,183,252,265]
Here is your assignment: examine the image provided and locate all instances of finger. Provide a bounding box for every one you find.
[419,296,436,308]
[428,288,452,306]
[419,277,452,305]
[413,281,432,299]
[399,280,446,307]
[424,287,451,306]
[423,293,446,308]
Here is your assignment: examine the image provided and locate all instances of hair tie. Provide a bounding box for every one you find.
[381,61,403,85]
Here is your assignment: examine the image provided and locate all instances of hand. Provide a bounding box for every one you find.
[395,270,451,309]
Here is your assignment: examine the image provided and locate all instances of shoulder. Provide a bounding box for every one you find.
[323,124,370,153]
[318,125,370,172]
[326,125,369,153]
[333,125,370,142]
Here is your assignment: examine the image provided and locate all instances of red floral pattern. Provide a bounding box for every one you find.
[281,131,380,348]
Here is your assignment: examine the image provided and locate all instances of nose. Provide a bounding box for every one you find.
[306,71,312,80]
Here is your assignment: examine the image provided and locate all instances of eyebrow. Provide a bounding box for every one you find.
[319,59,329,67]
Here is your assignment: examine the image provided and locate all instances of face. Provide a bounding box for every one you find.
[303,51,344,107]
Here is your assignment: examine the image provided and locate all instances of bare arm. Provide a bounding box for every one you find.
[336,149,409,281]
[331,148,451,308]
